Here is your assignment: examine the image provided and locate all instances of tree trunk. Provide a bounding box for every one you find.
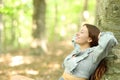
[96,0,120,80]
[32,0,47,54]
[0,0,3,53]
[81,0,89,22]
[32,0,46,39]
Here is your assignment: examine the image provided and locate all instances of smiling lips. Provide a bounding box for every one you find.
[76,36,80,41]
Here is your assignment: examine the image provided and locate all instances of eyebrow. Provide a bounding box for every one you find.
[80,29,84,31]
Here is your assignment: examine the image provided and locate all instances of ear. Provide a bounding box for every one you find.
[88,37,92,43]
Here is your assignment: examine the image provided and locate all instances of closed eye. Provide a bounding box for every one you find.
[80,31,84,33]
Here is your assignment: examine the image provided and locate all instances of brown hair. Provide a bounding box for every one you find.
[89,58,107,80]
[83,24,107,80]
[83,24,100,47]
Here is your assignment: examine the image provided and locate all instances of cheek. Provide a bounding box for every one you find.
[76,35,88,43]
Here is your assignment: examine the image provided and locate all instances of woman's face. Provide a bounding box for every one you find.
[76,25,92,45]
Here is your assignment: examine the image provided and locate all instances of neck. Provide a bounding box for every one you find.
[79,44,90,51]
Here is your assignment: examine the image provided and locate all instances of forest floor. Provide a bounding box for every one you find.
[0,40,73,80]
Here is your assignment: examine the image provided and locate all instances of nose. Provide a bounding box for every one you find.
[76,32,79,36]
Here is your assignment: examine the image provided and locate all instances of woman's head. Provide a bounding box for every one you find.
[76,24,100,47]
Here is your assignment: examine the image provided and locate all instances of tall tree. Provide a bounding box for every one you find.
[96,0,120,79]
[0,0,3,53]
[32,0,47,54]
[33,0,46,39]
[81,0,89,22]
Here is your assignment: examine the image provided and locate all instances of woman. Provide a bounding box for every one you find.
[59,24,118,80]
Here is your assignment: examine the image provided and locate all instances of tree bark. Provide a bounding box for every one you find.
[32,0,46,39]
[96,0,120,79]
[0,0,3,53]
[32,0,47,54]
[81,0,89,22]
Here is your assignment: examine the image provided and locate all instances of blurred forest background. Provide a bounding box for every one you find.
[0,0,96,80]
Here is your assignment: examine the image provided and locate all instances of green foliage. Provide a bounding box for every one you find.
[0,7,13,15]
[46,0,81,41]
[2,0,33,51]
[1,0,96,51]
[88,0,96,14]
[46,0,96,42]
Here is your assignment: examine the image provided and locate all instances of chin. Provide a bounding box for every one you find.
[76,42,80,44]
[75,40,80,43]
[75,41,79,44]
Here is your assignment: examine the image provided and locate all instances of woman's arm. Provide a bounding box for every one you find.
[93,32,118,63]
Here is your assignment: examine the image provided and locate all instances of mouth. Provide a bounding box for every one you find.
[76,36,80,40]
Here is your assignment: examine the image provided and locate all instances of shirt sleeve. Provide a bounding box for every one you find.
[92,32,118,63]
